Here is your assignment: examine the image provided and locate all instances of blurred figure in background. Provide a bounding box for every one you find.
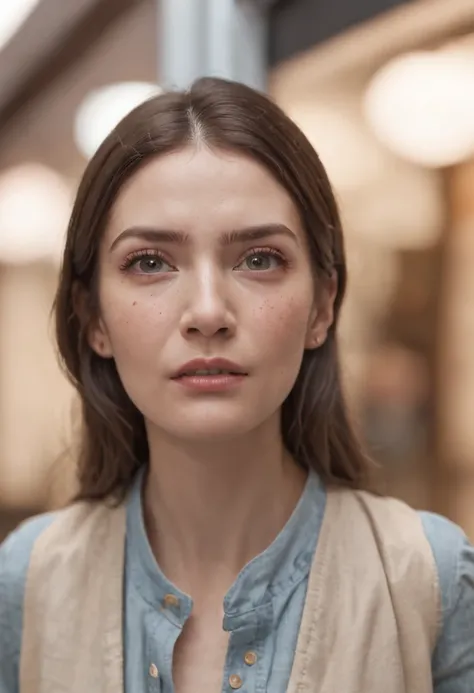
[0,78,473,693]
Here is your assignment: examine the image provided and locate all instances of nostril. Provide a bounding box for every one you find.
[184,324,232,337]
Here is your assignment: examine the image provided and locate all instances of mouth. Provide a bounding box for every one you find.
[171,359,248,380]
[176,368,244,377]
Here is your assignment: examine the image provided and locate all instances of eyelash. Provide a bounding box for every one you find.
[236,246,289,270]
[119,246,290,272]
[119,249,172,272]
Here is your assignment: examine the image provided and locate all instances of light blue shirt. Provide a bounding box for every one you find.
[1,469,474,692]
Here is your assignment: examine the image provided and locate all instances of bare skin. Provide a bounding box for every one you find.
[89,146,335,692]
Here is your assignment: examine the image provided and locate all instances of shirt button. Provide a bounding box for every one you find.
[229,674,243,689]
[244,651,257,666]
[163,593,180,608]
[149,663,159,678]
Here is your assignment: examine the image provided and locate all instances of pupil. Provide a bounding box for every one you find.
[249,255,264,268]
[140,258,159,272]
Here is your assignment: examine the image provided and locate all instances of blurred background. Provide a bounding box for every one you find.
[1,0,474,540]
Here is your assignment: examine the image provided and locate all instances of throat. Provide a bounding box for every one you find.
[142,452,307,596]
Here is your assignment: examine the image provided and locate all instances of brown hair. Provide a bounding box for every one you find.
[54,77,372,503]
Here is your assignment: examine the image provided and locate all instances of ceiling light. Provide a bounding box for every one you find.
[364,49,474,168]
[74,81,162,159]
[0,0,41,51]
[0,164,72,264]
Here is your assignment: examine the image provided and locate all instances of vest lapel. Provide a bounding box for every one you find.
[20,501,126,693]
[287,488,438,693]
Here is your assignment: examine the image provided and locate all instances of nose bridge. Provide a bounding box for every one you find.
[193,258,226,311]
[196,260,225,308]
[181,258,234,336]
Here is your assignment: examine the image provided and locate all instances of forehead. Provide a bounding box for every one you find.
[107,146,303,239]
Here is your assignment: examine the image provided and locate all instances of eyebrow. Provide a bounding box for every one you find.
[109,223,299,251]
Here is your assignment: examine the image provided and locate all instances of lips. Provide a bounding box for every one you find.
[172,358,247,379]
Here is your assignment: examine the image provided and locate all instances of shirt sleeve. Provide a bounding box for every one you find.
[0,514,56,693]
[419,511,474,693]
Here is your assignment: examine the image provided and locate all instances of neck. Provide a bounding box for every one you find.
[142,416,307,600]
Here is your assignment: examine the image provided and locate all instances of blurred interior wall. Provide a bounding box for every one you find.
[0,263,75,511]
[434,160,474,538]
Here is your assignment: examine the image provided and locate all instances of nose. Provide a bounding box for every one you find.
[179,266,236,340]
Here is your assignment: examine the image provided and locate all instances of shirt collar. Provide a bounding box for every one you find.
[126,465,326,624]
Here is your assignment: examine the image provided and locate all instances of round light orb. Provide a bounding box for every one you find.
[0,163,72,264]
[364,50,474,168]
[0,0,41,51]
[74,81,162,159]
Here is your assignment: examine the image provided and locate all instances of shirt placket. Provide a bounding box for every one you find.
[145,593,190,693]
[222,603,272,693]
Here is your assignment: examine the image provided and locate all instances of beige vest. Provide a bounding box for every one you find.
[19,487,440,693]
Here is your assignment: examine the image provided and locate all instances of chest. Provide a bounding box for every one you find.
[125,568,307,693]
[172,615,230,693]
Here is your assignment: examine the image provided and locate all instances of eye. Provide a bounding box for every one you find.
[234,249,286,272]
[121,251,175,274]
[136,256,169,274]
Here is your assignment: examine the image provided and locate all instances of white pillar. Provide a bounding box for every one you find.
[158,0,269,91]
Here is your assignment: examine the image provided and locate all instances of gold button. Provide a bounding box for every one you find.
[149,663,159,678]
[229,674,243,689]
[163,593,180,608]
[244,650,257,666]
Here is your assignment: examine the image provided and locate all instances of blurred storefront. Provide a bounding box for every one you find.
[1,0,474,538]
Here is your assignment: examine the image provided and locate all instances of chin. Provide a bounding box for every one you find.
[170,417,257,442]
[150,401,274,443]
[174,424,248,443]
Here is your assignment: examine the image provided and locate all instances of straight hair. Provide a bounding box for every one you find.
[54,77,372,502]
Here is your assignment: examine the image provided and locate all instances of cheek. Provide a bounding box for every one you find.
[250,294,313,408]
[100,291,172,359]
[252,294,312,356]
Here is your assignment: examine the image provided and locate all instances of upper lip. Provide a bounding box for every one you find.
[172,358,248,378]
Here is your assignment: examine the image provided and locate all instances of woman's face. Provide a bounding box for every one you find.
[90,147,334,442]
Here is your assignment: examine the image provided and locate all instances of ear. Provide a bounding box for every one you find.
[305,272,338,350]
[88,318,114,358]
[72,281,114,358]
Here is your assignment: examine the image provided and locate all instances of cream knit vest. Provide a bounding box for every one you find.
[19,487,440,693]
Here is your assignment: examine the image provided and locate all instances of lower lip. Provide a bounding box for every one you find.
[173,374,247,392]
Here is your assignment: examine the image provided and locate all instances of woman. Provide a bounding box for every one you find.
[0,77,473,693]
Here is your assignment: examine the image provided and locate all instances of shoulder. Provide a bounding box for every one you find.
[348,492,474,686]
[418,511,474,689]
[0,511,58,612]
[0,512,58,692]
[418,511,470,616]
[353,491,472,609]
[349,488,438,551]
